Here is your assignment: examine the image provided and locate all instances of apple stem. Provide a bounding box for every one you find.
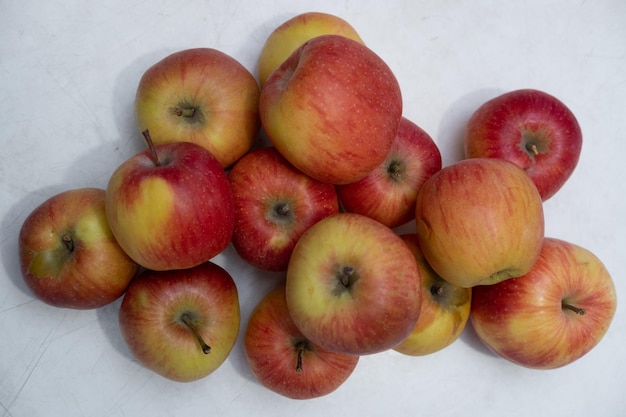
[61,234,74,252]
[562,302,586,315]
[141,130,161,167]
[526,143,540,156]
[173,106,196,118]
[181,313,211,354]
[295,340,308,373]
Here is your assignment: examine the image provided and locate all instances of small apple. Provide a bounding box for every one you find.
[135,48,261,168]
[244,285,359,399]
[257,11,364,87]
[394,234,472,356]
[415,158,544,288]
[336,117,442,228]
[465,88,583,201]
[228,146,339,271]
[105,131,234,271]
[18,188,139,309]
[119,261,240,382]
[470,237,617,369]
[285,212,421,355]
[260,34,403,185]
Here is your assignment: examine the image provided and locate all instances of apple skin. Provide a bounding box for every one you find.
[119,261,240,382]
[257,11,364,87]
[470,237,617,369]
[244,285,359,399]
[135,48,261,168]
[105,140,234,271]
[336,117,442,228]
[415,158,544,288]
[260,34,403,185]
[228,146,339,271]
[18,188,139,309]
[285,212,421,356]
[394,234,472,356]
[464,88,583,201]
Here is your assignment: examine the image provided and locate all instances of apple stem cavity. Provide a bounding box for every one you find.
[339,266,355,288]
[274,202,290,217]
[527,143,540,156]
[62,233,74,252]
[294,340,309,373]
[180,313,211,354]
[172,106,196,118]
[387,160,404,182]
[562,302,586,316]
[141,130,162,168]
[431,284,444,296]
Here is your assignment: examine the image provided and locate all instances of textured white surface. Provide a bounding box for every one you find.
[1,1,625,416]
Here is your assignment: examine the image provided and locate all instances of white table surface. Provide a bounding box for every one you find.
[2,1,625,416]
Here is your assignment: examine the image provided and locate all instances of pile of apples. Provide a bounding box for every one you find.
[17,12,617,400]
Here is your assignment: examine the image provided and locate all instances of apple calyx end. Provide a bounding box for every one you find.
[180,313,211,354]
[562,302,586,316]
[141,130,162,168]
[387,160,404,182]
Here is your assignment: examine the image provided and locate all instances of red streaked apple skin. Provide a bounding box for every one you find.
[465,88,582,201]
[470,238,617,370]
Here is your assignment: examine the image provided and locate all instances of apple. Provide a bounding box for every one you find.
[260,34,403,185]
[228,146,339,271]
[415,158,544,288]
[336,117,442,228]
[18,188,139,309]
[470,237,617,369]
[464,88,583,201]
[119,261,240,382]
[135,48,261,168]
[244,285,359,399]
[394,234,472,356]
[105,131,234,271]
[285,212,421,355]
[257,11,364,87]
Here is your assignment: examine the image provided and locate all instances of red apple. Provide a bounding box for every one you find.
[470,237,617,369]
[119,261,240,382]
[18,188,139,309]
[336,117,442,228]
[465,88,583,201]
[228,146,339,271]
[260,34,403,185]
[244,285,359,399]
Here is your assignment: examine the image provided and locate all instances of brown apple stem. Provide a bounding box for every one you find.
[62,234,74,252]
[141,130,161,167]
[526,143,540,156]
[295,340,307,373]
[562,302,586,315]
[181,313,211,354]
[173,107,196,118]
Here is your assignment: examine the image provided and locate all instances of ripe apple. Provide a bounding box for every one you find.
[228,146,339,271]
[119,261,240,382]
[257,11,364,87]
[470,237,617,369]
[336,117,442,228]
[394,234,472,356]
[285,212,421,355]
[464,88,583,201]
[244,285,359,399]
[18,188,139,309]
[415,158,544,288]
[135,48,261,168]
[105,131,234,271]
[260,34,403,185]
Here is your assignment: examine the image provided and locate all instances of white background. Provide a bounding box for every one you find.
[1,1,625,416]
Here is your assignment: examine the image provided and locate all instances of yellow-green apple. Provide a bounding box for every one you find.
[336,117,442,228]
[135,48,260,168]
[119,261,240,382]
[105,131,234,271]
[415,158,544,288]
[465,88,582,201]
[228,146,339,271]
[257,11,364,87]
[18,188,139,309]
[285,212,421,355]
[244,285,359,399]
[260,34,403,185]
[394,234,472,356]
[470,237,617,369]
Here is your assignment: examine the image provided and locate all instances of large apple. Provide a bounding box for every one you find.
[394,234,472,356]
[228,146,339,271]
[119,261,240,382]
[18,188,139,309]
[336,116,442,228]
[135,48,260,168]
[415,158,544,288]
[257,11,364,87]
[285,212,421,355]
[105,132,234,271]
[470,237,617,369]
[464,88,583,201]
[244,285,359,399]
[260,34,403,185]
